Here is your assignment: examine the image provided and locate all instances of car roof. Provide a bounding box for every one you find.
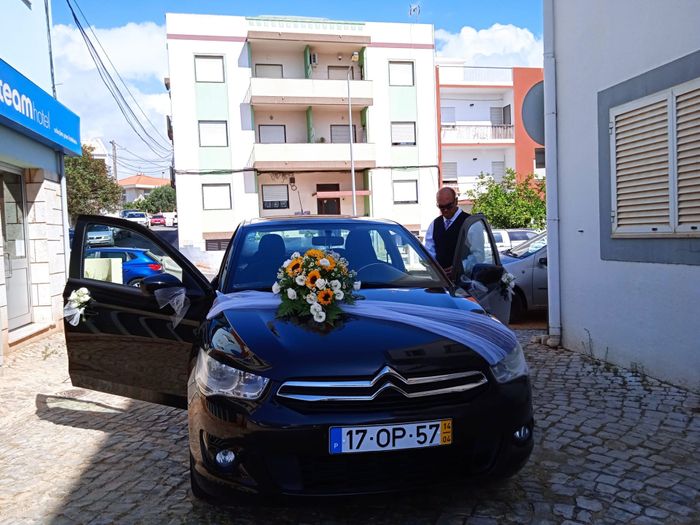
[241,215,401,227]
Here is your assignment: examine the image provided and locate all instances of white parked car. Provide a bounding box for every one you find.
[491,229,538,252]
[123,211,150,229]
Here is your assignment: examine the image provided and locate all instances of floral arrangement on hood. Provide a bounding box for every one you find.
[273,248,360,325]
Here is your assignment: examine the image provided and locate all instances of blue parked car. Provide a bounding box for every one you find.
[85,247,164,286]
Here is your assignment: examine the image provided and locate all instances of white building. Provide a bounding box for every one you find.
[544,0,700,390]
[119,173,170,203]
[0,0,80,361]
[165,14,438,256]
[436,59,544,204]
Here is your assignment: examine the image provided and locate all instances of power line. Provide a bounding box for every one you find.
[114,142,171,162]
[65,0,172,157]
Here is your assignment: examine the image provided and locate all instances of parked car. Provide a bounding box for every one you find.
[162,211,178,227]
[491,229,539,252]
[84,247,165,286]
[150,214,166,227]
[123,211,150,229]
[85,224,114,247]
[65,214,533,500]
[501,231,548,322]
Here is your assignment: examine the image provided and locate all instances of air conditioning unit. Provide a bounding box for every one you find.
[310,52,319,66]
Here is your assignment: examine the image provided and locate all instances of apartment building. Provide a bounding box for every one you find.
[436,59,544,204]
[165,14,438,257]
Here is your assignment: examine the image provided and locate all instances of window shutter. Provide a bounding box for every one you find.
[259,125,286,144]
[391,122,416,145]
[202,184,232,210]
[393,180,418,203]
[255,64,283,78]
[389,62,414,86]
[491,161,505,180]
[195,56,224,82]
[330,125,355,143]
[613,98,671,233]
[675,87,700,230]
[442,162,458,183]
[489,107,503,126]
[198,121,228,147]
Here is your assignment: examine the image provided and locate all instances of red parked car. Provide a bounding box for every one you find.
[150,214,166,227]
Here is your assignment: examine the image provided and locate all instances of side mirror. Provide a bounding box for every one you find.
[538,256,548,266]
[140,273,183,295]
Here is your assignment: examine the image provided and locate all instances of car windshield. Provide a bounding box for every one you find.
[126,212,146,218]
[225,222,446,292]
[508,231,547,257]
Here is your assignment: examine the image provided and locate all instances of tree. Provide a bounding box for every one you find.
[65,145,123,224]
[143,185,176,213]
[466,169,546,229]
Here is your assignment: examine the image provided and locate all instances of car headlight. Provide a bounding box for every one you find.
[490,342,529,383]
[194,350,269,399]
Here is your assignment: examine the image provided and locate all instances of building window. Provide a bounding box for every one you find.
[330,124,356,143]
[441,107,456,126]
[198,121,228,147]
[262,184,289,209]
[202,183,232,210]
[258,125,286,144]
[610,79,700,237]
[489,107,504,125]
[255,64,283,78]
[535,148,546,169]
[205,239,230,251]
[502,104,512,126]
[491,161,505,181]
[194,56,225,83]
[389,61,414,86]
[391,122,416,146]
[328,66,353,80]
[442,162,458,186]
[393,180,419,204]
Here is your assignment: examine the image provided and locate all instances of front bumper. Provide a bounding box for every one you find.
[188,375,534,497]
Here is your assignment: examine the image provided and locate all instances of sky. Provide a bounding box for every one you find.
[50,0,544,178]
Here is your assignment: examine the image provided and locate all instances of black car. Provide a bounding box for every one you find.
[64,214,533,499]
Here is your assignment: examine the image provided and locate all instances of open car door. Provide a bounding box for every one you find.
[64,215,215,408]
[451,213,511,324]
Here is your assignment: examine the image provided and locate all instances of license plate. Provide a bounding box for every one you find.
[329,419,452,454]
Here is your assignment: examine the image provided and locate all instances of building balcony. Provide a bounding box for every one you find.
[249,77,373,107]
[252,142,376,171]
[438,66,513,86]
[441,124,514,144]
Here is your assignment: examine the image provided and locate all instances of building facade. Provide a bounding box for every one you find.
[119,173,171,202]
[0,1,80,362]
[436,59,544,205]
[545,0,700,390]
[166,14,438,258]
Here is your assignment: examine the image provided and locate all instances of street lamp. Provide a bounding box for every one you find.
[347,51,360,215]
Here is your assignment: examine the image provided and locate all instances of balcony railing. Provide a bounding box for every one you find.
[439,66,513,85]
[252,142,376,171]
[249,77,373,106]
[441,124,514,143]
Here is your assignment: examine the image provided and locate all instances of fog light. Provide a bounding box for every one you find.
[513,425,531,442]
[215,449,236,467]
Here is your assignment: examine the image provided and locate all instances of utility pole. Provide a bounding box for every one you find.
[109,140,118,179]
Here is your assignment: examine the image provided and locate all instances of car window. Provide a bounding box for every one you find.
[508,231,533,242]
[455,220,495,278]
[492,231,503,243]
[80,222,183,287]
[509,231,547,257]
[226,223,444,291]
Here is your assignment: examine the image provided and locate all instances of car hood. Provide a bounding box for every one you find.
[210,288,503,381]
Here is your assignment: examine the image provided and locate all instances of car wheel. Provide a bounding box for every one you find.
[509,289,526,323]
[189,453,211,501]
[127,278,143,288]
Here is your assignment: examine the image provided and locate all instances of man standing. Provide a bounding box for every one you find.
[424,187,469,277]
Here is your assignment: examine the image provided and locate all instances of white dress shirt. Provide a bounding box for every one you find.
[424,207,463,258]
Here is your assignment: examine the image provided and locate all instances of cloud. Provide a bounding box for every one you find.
[435,23,543,67]
[52,22,172,177]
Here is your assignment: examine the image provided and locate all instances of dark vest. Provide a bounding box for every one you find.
[433,212,469,268]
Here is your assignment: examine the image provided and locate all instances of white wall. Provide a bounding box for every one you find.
[0,0,53,93]
[254,110,307,144]
[251,48,305,79]
[313,108,365,143]
[551,0,700,389]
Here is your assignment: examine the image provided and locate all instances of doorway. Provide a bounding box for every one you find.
[0,170,32,330]
[316,184,341,215]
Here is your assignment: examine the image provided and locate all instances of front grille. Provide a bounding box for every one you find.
[276,366,488,412]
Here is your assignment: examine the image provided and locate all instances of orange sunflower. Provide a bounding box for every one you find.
[286,257,303,277]
[317,289,334,305]
[323,255,337,270]
[305,249,324,259]
[305,269,321,288]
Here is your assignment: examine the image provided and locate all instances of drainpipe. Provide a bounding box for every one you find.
[543,0,561,346]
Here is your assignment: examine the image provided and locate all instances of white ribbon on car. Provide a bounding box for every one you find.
[154,287,190,328]
[207,290,516,365]
[63,303,85,327]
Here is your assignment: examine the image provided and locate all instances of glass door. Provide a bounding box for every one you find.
[1,171,32,329]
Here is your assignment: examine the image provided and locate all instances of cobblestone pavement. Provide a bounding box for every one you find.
[0,330,698,525]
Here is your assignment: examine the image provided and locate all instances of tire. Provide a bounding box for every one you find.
[127,278,143,288]
[509,289,526,323]
[189,453,210,501]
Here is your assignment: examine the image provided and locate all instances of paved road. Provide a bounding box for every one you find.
[0,330,698,524]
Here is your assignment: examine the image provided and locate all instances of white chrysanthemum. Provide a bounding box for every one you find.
[282,259,292,268]
[319,258,330,267]
[310,302,323,314]
[287,288,297,300]
[353,281,362,291]
[330,279,341,290]
[306,293,317,304]
[272,282,281,294]
[291,251,300,259]
[295,274,306,286]
[315,278,326,290]
[77,287,89,295]
[313,310,326,323]
[335,290,344,301]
